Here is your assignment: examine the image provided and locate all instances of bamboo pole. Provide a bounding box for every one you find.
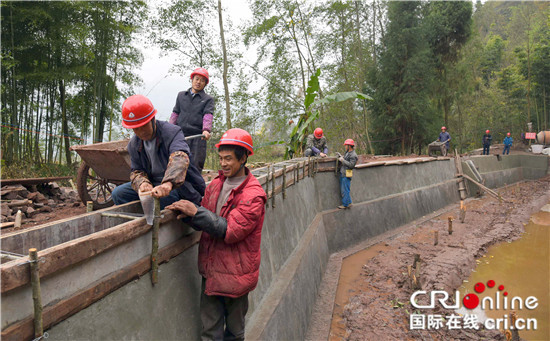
[282,165,287,199]
[462,174,506,202]
[14,210,22,229]
[271,164,276,208]
[448,217,453,235]
[101,212,141,220]
[151,198,160,285]
[29,248,43,338]
[86,201,93,212]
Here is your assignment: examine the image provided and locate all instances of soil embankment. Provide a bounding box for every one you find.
[309,174,550,340]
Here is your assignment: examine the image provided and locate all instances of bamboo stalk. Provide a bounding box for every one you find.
[462,174,505,201]
[271,164,276,208]
[101,212,141,220]
[282,165,287,199]
[151,198,160,285]
[14,210,22,229]
[29,248,43,338]
[86,201,93,212]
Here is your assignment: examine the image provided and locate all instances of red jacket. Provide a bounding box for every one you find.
[198,168,267,297]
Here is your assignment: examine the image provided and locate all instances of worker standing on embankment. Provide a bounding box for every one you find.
[503,132,513,155]
[482,130,492,155]
[437,126,451,154]
[169,67,215,172]
[167,128,266,340]
[338,139,358,209]
[111,94,205,209]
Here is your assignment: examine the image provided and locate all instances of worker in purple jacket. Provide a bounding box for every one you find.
[170,67,215,172]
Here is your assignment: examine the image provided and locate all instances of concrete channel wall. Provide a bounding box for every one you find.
[1,155,547,340]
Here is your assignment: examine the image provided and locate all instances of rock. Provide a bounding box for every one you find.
[0,203,11,217]
[72,202,81,207]
[38,205,53,213]
[48,199,57,208]
[33,202,45,209]
[28,192,48,203]
[0,185,29,199]
[49,182,60,189]
[25,207,36,218]
[1,214,8,222]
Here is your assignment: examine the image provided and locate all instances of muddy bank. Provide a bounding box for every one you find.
[307,175,550,340]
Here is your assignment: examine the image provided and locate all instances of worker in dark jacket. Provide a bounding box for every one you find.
[169,67,215,172]
[438,126,451,154]
[503,132,513,155]
[338,139,358,209]
[112,95,205,209]
[482,130,492,155]
[304,127,328,157]
[167,128,266,341]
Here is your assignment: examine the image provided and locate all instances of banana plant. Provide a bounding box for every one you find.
[285,68,373,159]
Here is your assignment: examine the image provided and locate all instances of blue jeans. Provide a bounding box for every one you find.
[340,174,352,207]
[503,145,510,154]
[111,182,183,210]
[483,144,490,155]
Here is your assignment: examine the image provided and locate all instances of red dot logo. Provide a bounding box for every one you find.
[498,285,505,291]
[504,292,508,296]
[487,280,495,288]
[463,293,479,309]
[474,282,485,293]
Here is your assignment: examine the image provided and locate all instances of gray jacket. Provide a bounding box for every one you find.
[339,150,358,176]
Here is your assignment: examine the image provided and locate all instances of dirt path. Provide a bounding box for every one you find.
[307,175,550,341]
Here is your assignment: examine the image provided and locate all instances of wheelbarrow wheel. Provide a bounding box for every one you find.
[76,161,116,210]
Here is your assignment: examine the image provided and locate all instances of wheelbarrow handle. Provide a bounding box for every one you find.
[185,134,204,141]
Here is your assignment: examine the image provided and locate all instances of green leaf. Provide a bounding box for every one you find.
[312,91,372,106]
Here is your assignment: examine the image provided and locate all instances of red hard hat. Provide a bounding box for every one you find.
[486,130,490,134]
[314,128,323,138]
[121,95,157,129]
[216,128,254,155]
[441,126,446,130]
[190,67,209,84]
[344,139,355,146]
[507,132,511,136]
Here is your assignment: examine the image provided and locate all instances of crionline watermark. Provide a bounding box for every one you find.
[409,279,539,331]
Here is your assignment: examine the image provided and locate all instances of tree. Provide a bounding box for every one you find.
[370,1,436,155]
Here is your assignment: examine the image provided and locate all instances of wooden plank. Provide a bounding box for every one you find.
[1,232,201,341]
[0,177,72,186]
[1,222,15,229]
[0,210,177,293]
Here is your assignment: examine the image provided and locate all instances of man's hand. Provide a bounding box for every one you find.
[139,182,153,194]
[166,200,198,219]
[320,152,327,158]
[338,157,345,162]
[202,131,211,140]
[152,182,173,198]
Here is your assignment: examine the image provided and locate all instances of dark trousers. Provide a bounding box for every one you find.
[503,145,511,154]
[483,144,490,155]
[201,278,249,341]
[187,136,207,172]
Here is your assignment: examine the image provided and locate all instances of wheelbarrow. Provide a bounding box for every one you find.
[428,140,448,157]
[71,134,204,210]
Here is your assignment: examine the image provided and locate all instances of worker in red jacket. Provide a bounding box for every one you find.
[167,128,267,340]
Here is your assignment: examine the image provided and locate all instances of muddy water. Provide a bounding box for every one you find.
[329,243,391,340]
[461,208,550,341]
